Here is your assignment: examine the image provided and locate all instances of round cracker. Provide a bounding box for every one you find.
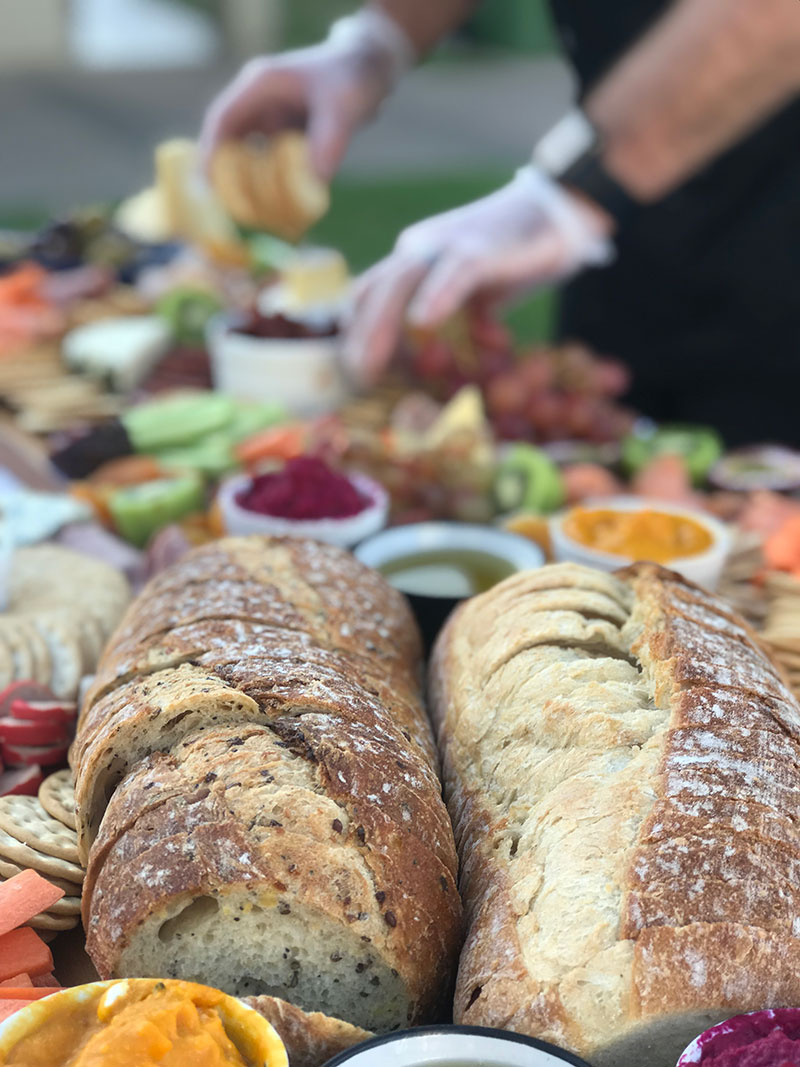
[29,611,83,699]
[47,894,81,917]
[26,911,78,931]
[0,618,34,681]
[0,631,15,690]
[0,796,79,863]
[0,858,81,895]
[19,618,53,685]
[0,826,84,882]
[39,770,77,832]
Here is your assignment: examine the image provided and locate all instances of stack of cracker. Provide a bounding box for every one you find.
[762,570,800,698]
[0,546,130,700]
[716,529,768,628]
[0,771,82,938]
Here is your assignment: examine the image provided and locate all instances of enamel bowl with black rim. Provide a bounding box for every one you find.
[323,1026,594,1067]
[354,522,545,652]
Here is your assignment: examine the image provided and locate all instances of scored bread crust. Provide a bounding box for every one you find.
[432,561,800,1067]
[76,537,460,1036]
[86,537,421,709]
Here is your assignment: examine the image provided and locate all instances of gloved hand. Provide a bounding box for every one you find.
[343,167,615,384]
[199,10,415,181]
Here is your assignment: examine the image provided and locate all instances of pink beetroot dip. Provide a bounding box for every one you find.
[678,1009,800,1066]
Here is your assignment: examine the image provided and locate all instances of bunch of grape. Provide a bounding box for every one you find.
[408,308,636,444]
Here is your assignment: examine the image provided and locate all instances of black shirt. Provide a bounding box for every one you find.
[550,0,800,444]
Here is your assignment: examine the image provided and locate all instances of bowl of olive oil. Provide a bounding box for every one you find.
[322,1025,592,1067]
[355,522,544,652]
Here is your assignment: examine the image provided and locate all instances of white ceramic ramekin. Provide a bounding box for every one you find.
[549,496,732,591]
[207,314,350,416]
[217,470,389,549]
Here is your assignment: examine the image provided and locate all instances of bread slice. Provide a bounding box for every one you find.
[72,664,259,860]
[85,724,461,1032]
[245,996,371,1067]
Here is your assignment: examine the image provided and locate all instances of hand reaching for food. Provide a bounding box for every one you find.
[343,168,615,385]
[199,10,415,183]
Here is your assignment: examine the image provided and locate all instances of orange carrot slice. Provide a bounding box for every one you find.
[0,987,61,1000]
[0,974,31,988]
[0,870,64,939]
[0,999,32,1021]
[0,928,53,981]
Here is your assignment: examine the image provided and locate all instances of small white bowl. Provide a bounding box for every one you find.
[207,313,351,417]
[549,496,731,591]
[0,979,287,1066]
[217,470,389,549]
[324,1025,592,1067]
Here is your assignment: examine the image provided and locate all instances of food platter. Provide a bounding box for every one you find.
[1,181,800,1067]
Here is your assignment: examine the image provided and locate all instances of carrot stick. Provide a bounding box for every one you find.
[0,999,32,1021]
[0,870,64,938]
[0,928,53,981]
[0,987,61,1000]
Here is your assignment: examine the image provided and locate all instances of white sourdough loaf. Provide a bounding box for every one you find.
[431,561,800,1067]
[73,536,462,1062]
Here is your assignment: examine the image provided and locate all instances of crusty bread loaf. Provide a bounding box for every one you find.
[76,536,461,1039]
[431,561,800,1067]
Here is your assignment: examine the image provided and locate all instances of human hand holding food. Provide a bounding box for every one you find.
[343,167,615,385]
[199,10,415,183]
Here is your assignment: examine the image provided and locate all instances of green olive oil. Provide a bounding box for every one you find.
[379,549,515,598]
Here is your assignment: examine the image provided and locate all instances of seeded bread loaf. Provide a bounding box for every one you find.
[431,561,800,1067]
[75,536,461,1042]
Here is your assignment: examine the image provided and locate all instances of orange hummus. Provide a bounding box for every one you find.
[1,981,262,1066]
[563,506,713,563]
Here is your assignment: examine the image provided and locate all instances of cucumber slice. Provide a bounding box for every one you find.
[224,402,288,445]
[109,473,205,547]
[158,434,237,479]
[123,392,236,454]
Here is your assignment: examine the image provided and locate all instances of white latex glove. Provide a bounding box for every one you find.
[200,10,415,181]
[343,167,615,384]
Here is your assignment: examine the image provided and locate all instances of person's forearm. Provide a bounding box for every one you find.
[370,0,481,56]
[587,0,800,201]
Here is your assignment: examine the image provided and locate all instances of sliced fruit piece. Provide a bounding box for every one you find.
[0,719,68,747]
[0,767,44,797]
[10,701,76,725]
[494,443,565,514]
[1,740,69,768]
[0,683,55,719]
